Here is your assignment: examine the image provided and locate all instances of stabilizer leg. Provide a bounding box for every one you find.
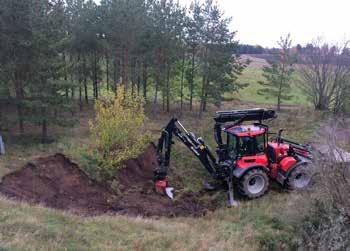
[226,176,238,207]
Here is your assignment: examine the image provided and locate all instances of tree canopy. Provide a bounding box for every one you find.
[0,0,246,139]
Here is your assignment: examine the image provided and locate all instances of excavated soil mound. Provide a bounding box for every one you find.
[0,144,212,217]
[0,154,112,215]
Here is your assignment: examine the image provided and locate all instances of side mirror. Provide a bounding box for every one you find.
[278,129,284,145]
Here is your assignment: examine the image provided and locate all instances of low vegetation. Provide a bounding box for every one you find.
[86,87,149,179]
[299,141,350,250]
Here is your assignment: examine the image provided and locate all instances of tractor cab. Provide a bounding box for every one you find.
[224,124,267,159]
[213,108,275,162]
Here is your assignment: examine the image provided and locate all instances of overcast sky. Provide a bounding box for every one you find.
[177,0,350,47]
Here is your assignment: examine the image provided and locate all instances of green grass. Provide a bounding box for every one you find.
[230,66,310,106]
[0,190,303,251]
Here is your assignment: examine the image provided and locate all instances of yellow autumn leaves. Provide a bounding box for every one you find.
[89,86,150,174]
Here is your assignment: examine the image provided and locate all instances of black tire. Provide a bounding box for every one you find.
[238,169,269,199]
[286,164,313,190]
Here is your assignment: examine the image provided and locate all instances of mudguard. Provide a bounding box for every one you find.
[276,156,312,185]
[232,165,268,179]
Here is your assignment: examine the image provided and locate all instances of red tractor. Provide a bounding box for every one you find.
[155,108,313,206]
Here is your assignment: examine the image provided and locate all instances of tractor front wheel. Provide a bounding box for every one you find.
[286,164,313,190]
[238,169,269,199]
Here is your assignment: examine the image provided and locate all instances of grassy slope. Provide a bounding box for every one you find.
[0,106,323,250]
[0,57,323,250]
[0,191,303,251]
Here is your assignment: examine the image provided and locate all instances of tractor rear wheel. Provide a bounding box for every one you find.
[238,169,269,199]
[286,164,312,190]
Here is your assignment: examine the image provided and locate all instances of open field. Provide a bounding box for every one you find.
[231,55,309,106]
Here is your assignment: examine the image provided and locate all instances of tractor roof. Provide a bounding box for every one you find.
[224,124,266,137]
[214,108,276,124]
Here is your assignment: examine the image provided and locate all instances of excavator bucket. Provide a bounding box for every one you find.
[165,187,174,199]
[155,179,174,199]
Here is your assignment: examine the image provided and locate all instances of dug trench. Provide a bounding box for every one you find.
[0,144,216,217]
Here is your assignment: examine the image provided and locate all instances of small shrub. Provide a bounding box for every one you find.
[299,201,350,251]
[87,87,150,179]
[298,123,350,250]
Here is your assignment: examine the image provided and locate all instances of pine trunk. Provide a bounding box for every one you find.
[106,53,110,91]
[203,92,208,111]
[41,107,48,144]
[162,88,165,111]
[200,48,208,116]
[131,58,135,95]
[154,78,159,105]
[154,48,162,105]
[199,74,206,116]
[16,95,24,134]
[113,58,117,92]
[63,52,69,99]
[70,71,75,99]
[137,60,141,95]
[83,55,88,104]
[180,52,185,113]
[93,50,98,100]
[78,54,82,111]
[142,62,148,101]
[14,72,24,134]
[122,46,129,90]
[189,50,195,111]
[166,64,170,113]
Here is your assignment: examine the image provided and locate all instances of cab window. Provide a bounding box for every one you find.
[255,134,265,153]
[227,134,238,155]
[238,134,265,156]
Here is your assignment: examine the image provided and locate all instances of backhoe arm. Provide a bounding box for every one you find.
[155,118,218,181]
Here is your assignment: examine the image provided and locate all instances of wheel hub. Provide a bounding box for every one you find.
[294,172,311,188]
[247,175,265,194]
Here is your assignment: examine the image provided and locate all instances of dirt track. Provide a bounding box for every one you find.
[0,145,213,217]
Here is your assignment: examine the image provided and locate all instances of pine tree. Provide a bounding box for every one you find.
[258,34,295,111]
[197,0,245,113]
[1,0,251,136]
[27,0,75,142]
[0,0,36,133]
[185,1,203,111]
